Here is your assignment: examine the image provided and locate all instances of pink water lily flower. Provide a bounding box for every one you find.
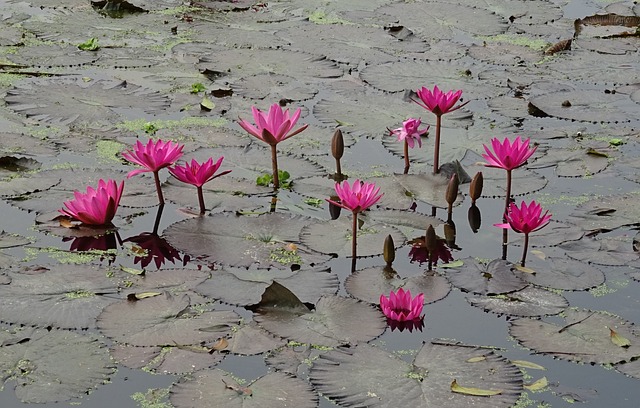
[327,179,383,214]
[238,103,308,146]
[482,136,537,171]
[380,288,424,322]
[122,139,185,178]
[414,85,467,117]
[169,157,231,188]
[495,200,551,266]
[59,179,124,225]
[169,157,231,214]
[122,139,184,205]
[495,200,551,235]
[390,118,429,149]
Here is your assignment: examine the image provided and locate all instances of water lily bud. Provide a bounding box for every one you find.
[469,171,483,203]
[444,220,456,248]
[328,196,342,220]
[331,129,344,160]
[445,173,459,207]
[383,234,395,266]
[468,204,481,233]
[425,224,437,255]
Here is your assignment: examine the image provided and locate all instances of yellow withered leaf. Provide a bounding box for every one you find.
[466,356,487,363]
[120,265,145,275]
[127,292,161,301]
[531,249,546,260]
[59,218,79,229]
[514,264,535,274]
[450,379,502,396]
[209,337,229,353]
[440,260,464,268]
[610,328,631,347]
[512,360,546,370]
[524,376,548,391]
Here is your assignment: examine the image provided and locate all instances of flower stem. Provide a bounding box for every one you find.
[197,186,206,215]
[270,145,279,190]
[502,169,512,261]
[433,114,442,174]
[351,211,358,272]
[335,157,342,177]
[152,204,164,235]
[521,233,529,267]
[153,171,164,205]
[403,139,410,174]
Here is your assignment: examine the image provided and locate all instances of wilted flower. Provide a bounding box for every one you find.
[59,179,124,225]
[495,200,551,266]
[169,157,231,214]
[327,179,383,214]
[482,136,537,172]
[238,103,308,189]
[122,139,184,205]
[413,85,467,116]
[408,236,453,266]
[380,288,424,322]
[122,139,185,178]
[390,118,429,149]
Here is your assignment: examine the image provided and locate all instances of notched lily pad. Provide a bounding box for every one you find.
[165,212,332,268]
[467,286,568,317]
[394,172,464,209]
[309,341,522,408]
[0,327,114,403]
[170,369,318,408]
[510,309,640,365]
[445,258,527,295]
[560,236,640,267]
[518,256,605,291]
[253,284,386,347]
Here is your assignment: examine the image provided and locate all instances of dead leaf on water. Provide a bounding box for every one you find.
[610,328,631,348]
[512,360,546,370]
[515,264,536,274]
[524,376,548,391]
[450,379,502,396]
[127,292,161,301]
[466,356,486,363]
[209,338,229,353]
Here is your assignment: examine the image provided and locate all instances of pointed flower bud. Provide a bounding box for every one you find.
[425,224,437,255]
[445,173,459,207]
[331,129,344,160]
[383,234,395,266]
[469,172,483,203]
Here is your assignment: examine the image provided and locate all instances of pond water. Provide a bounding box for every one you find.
[0,0,639,407]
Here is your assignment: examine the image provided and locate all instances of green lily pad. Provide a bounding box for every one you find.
[110,343,226,375]
[445,258,528,295]
[467,286,568,317]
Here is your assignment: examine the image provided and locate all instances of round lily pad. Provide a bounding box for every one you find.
[467,286,568,317]
[444,257,528,295]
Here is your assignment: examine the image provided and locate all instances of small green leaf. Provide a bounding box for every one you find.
[451,379,502,396]
[586,148,609,158]
[78,37,99,51]
[440,259,464,268]
[191,82,206,94]
[200,97,215,111]
[256,173,272,186]
[304,198,324,207]
[609,138,624,146]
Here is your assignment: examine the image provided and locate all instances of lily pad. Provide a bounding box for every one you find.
[165,212,333,268]
[509,309,640,365]
[518,256,605,291]
[560,236,640,267]
[0,231,32,249]
[254,292,386,347]
[345,266,451,305]
[467,286,568,317]
[195,265,338,306]
[309,341,523,407]
[110,343,226,375]
[6,76,170,127]
[444,258,528,295]
[232,73,318,102]
[225,322,287,356]
[299,217,405,258]
[170,369,318,408]
[96,292,240,346]
[394,173,464,209]
[567,193,640,233]
[0,264,119,329]
[0,327,114,403]
[526,143,610,177]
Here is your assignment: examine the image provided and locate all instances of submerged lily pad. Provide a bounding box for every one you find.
[467,286,568,317]
[444,258,528,295]
[0,264,119,329]
[0,327,114,403]
[170,369,318,408]
[97,292,240,346]
[510,309,640,365]
[195,265,338,306]
[309,341,522,407]
[165,212,332,268]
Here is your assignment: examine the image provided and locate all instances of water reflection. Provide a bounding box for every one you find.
[468,203,482,233]
[123,232,188,269]
[408,236,453,265]
[386,317,425,333]
[63,233,118,264]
